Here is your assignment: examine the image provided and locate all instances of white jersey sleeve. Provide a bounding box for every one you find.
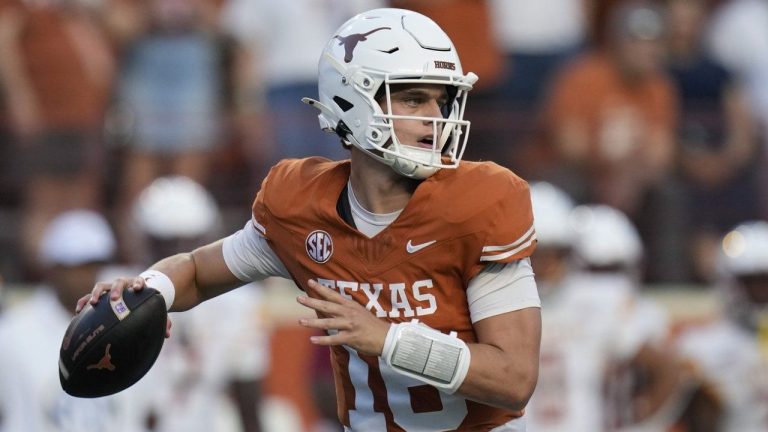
[222,220,291,281]
[466,258,541,323]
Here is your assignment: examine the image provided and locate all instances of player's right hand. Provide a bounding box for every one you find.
[75,276,147,314]
[75,277,173,338]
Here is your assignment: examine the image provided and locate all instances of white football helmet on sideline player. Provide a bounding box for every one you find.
[718,220,768,331]
[570,204,643,273]
[303,8,479,179]
[132,176,221,240]
[530,181,577,248]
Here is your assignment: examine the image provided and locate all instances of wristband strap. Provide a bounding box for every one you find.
[382,321,471,394]
[139,270,175,310]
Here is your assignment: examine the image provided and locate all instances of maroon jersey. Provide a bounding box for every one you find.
[252,157,536,431]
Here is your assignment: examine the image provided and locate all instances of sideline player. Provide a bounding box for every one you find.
[0,211,152,432]
[78,9,541,431]
[130,176,269,432]
[674,221,768,431]
[525,192,689,431]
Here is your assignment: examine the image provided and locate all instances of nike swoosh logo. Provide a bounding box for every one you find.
[406,239,437,254]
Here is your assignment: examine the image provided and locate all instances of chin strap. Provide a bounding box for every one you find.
[389,156,439,179]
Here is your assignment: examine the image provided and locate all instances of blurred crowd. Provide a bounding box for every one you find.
[0,0,767,431]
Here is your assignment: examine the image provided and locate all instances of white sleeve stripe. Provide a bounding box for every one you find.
[251,216,266,235]
[480,233,537,262]
[481,225,535,252]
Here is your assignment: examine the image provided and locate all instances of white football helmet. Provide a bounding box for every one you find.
[570,204,643,270]
[132,176,220,240]
[718,220,768,329]
[719,221,768,276]
[303,8,478,179]
[530,182,577,248]
[40,210,116,267]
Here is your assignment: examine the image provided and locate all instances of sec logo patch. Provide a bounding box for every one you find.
[306,230,333,263]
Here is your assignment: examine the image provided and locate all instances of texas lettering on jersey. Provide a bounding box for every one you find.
[316,278,437,319]
[252,158,536,431]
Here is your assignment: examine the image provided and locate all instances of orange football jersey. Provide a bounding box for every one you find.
[252,157,537,431]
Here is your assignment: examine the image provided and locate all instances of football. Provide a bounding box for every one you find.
[59,288,167,398]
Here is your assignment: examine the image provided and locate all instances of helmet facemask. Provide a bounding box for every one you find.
[369,76,472,179]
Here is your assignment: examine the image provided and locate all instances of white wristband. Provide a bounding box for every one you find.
[381,321,471,394]
[139,270,175,310]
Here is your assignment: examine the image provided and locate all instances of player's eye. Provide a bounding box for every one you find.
[402,96,422,107]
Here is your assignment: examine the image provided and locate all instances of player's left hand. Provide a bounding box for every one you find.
[297,279,390,357]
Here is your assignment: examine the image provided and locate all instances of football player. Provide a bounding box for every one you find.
[526,201,697,432]
[0,211,150,432]
[79,8,542,431]
[130,176,269,432]
[674,221,768,431]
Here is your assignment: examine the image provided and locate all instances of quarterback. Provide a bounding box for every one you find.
[79,8,542,431]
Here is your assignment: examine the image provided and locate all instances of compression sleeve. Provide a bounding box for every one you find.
[466,259,540,323]
[222,220,291,281]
